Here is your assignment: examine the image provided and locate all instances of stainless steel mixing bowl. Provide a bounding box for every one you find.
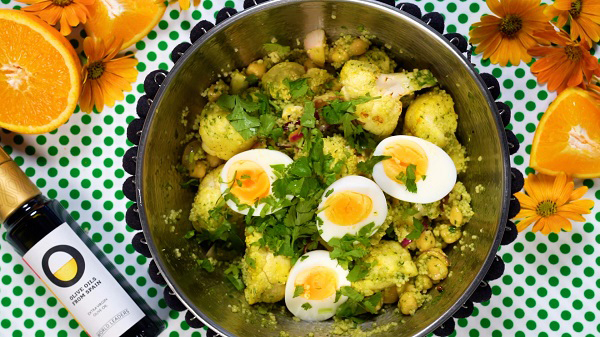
[136,1,511,336]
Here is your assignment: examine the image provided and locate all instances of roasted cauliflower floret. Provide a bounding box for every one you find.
[199,102,257,160]
[375,69,437,98]
[358,47,397,73]
[416,248,449,282]
[322,134,361,179]
[304,29,328,67]
[339,60,381,100]
[242,231,292,304]
[261,62,306,100]
[403,89,457,148]
[352,241,418,296]
[354,95,403,136]
[190,165,225,232]
[442,181,474,226]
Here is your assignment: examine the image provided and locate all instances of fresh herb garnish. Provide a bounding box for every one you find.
[180,178,200,189]
[263,43,291,55]
[293,285,305,298]
[285,78,310,99]
[335,287,382,317]
[301,101,316,128]
[328,223,374,269]
[396,164,418,193]
[224,263,245,291]
[357,156,391,175]
[197,259,215,272]
[321,96,379,150]
[301,303,312,310]
[245,256,256,268]
[449,225,457,233]
[405,217,424,240]
[184,231,195,239]
[347,260,375,282]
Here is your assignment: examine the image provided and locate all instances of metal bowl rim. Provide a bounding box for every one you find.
[136,0,511,336]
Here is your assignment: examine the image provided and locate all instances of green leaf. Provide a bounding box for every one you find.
[183,231,195,239]
[258,114,278,137]
[180,178,200,189]
[289,157,312,177]
[217,94,236,110]
[301,303,313,310]
[301,101,316,128]
[197,259,215,272]
[347,261,372,282]
[405,217,424,240]
[357,156,391,175]
[286,78,310,99]
[405,164,418,193]
[293,285,305,298]
[362,292,382,314]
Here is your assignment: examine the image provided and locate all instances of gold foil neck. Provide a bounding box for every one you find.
[0,148,41,222]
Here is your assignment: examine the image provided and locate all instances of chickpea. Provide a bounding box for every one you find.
[382,285,399,304]
[246,61,266,78]
[206,154,222,168]
[189,161,208,179]
[449,206,464,226]
[329,50,348,63]
[349,38,369,56]
[415,275,433,292]
[182,141,203,169]
[416,230,435,252]
[426,257,449,281]
[399,292,418,315]
[439,224,462,244]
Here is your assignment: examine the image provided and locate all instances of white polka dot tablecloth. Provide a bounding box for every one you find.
[0,1,599,336]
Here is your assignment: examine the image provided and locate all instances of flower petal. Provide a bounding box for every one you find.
[570,186,588,201]
[556,211,586,222]
[517,215,540,232]
[514,191,537,210]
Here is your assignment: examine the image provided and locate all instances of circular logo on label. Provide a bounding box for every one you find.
[41,245,85,287]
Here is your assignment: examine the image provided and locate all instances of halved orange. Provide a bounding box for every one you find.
[0,10,81,134]
[530,87,600,178]
[85,0,167,51]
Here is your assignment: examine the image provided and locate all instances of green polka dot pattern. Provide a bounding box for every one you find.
[1,1,599,337]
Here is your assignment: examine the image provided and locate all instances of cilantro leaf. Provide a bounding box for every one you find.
[197,259,215,272]
[289,157,312,178]
[347,261,373,282]
[183,231,195,239]
[301,303,312,310]
[405,217,424,240]
[357,156,391,175]
[340,286,364,302]
[405,164,418,193]
[219,94,261,140]
[224,263,245,291]
[286,78,310,99]
[301,101,316,128]
[362,292,382,314]
[293,285,305,298]
[258,114,278,137]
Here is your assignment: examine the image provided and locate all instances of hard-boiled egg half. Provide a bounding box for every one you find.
[317,175,388,242]
[372,135,456,203]
[285,250,350,321]
[220,149,293,215]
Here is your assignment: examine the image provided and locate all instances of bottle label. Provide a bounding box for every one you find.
[23,223,145,337]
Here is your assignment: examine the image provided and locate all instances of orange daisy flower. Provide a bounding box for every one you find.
[544,0,600,44]
[514,172,594,234]
[528,28,600,93]
[469,0,553,66]
[178,0,201,10]
[79,37,138,113]
[20,0,94,36]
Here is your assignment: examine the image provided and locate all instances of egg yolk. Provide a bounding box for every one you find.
[323,191,373,226]
[382,140,429,184]
[295,266,338,301]
[228,160,270,205]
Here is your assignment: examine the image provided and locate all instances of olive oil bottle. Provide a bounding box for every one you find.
[0,147,164,337]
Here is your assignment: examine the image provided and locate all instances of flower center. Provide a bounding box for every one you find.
[569,0,582,18]
[565,45,583,61]
[499,14,523,37]
[536,200,557,217]
[52,0,73,6]
[87,62,105,80]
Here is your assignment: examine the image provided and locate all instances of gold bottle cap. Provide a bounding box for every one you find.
[0,147,41,223]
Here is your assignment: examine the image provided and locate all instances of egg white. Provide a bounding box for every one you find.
[220,149,293,216]
[284,250,350,321]
[372,135,457,204]
[317,175,388,242]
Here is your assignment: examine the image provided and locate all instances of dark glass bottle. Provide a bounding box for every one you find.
[0,148,164,337]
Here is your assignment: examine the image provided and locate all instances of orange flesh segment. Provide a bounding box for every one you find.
[323,191,373,226]
[295,266,338,300]
[0,11,79,132]
[382,140,429,183]
[85,0,166,50]
[228,160,270,205]
[530,88,600,178]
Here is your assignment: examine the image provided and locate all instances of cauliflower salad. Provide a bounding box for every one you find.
[179,29,474,323]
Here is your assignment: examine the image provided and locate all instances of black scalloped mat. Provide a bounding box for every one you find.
[122,1,523,335]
